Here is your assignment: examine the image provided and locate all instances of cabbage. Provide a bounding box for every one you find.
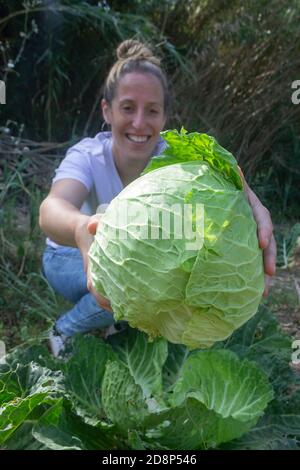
[89,129,264,349]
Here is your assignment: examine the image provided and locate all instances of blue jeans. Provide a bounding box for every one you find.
[42,245,115,337]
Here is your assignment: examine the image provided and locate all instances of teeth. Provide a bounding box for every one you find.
[127,135,149,143]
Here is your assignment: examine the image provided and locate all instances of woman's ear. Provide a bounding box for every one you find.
[101,99,111,125]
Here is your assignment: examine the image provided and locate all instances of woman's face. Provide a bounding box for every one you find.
[102,72,166,164]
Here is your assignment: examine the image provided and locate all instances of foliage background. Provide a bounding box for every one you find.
[0,0,300,349]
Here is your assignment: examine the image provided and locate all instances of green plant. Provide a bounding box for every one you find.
[276,223,300,269]
[0,306,299,450]
[89,129,264,349]
[0,0,187,141]
[0,153,72,351]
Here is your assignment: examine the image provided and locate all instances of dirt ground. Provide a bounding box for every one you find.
[269,251,300,336]
[267,246,300,374]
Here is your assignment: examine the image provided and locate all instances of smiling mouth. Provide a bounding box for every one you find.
[126,134,151,143]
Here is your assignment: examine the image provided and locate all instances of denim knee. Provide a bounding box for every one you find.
[42,245,88,303]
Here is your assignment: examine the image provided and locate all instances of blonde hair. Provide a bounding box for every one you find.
[103,39,170,115]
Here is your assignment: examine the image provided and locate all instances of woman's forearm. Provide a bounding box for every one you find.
[39,196,90,247]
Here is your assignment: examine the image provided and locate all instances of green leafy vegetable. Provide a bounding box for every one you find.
[0,324,273,449]
[89,129,264,349]
[1,308,299,450]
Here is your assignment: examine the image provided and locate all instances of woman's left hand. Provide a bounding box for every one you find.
[240,171,276,296]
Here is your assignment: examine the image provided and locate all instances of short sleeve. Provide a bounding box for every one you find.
[52,141,93,191]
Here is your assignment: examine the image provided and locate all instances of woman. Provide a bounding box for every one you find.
[39,39,276,357]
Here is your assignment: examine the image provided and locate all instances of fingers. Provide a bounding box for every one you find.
[263,274,272,297]
[87,265,113,313]
[245,184,273,250]
[87,279,113,313]
[250,196,276,293]
[87,213,109,305]
[262,233,277,277]
[240,173,276,298]
[77,214,101,271]
[97,295,113,313]
[256,207,273,251]
[87,214,102,235]
[237,165,244,180]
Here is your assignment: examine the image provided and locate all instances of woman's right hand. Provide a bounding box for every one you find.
[86,215,113,313]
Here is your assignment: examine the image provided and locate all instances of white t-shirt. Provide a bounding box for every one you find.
[47,131,166,247]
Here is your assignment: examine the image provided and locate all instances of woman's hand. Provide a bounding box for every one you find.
[86,215,113,313]
[75,214,113,313]
[239,170,276,296]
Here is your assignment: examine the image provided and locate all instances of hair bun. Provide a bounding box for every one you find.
[103,38,169,113]
[116,39,160,66]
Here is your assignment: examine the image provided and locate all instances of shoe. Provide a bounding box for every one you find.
[104,321,128,339]
[49,326,68,358]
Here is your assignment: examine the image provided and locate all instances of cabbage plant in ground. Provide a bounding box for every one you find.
[89,129,264,349]
[0,307,299,450]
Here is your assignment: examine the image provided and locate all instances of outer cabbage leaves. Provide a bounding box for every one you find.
[2,307,299,450]
[0,328,273,450]
[89,129,264,349]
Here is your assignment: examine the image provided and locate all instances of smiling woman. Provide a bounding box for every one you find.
[102,71,166,186]
[39,39,170,357]
[101,40,168,185]
[38,39,276,357]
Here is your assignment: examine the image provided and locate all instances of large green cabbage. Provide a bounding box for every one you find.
[89,129,264,349]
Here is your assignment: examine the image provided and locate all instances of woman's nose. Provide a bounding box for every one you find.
[132,110,146,129]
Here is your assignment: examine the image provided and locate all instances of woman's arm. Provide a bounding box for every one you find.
[39,179,91,268]
[243,179,276,296]
[40,179,111,310]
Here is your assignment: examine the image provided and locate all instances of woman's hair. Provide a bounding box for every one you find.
[103,39,171,116]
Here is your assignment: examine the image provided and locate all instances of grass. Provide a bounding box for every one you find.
[0,171,72,352]
[265,249,300,339]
